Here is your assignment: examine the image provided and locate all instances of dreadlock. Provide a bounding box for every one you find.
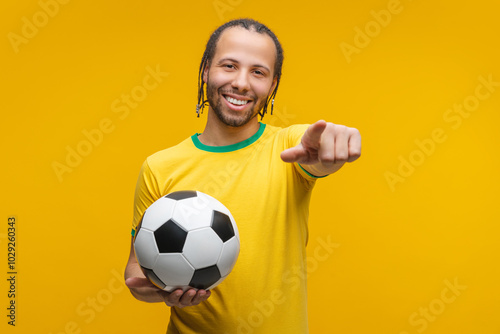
[196,18,284,120]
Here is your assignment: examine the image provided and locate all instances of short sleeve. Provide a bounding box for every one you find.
[131,159,162,236]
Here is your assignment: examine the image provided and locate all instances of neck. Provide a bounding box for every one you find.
[197,109,261,146]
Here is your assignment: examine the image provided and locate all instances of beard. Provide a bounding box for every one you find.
[206,78,268,128]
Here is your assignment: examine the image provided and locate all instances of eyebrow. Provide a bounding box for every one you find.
[217,58,271,73]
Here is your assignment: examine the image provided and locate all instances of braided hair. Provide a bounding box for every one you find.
[196,18,284,120]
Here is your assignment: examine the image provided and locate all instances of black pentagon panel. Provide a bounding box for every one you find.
[141,266,166,289]
[189,265,221,290]
[165,191,197,201]
[154,219,188,253]
[211,211,235,242]
[134,214,145,240]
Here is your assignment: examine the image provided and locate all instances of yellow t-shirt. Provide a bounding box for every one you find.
[132,123,324,333]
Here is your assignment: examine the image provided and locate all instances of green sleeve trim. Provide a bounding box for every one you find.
[191,123,266,153]
[131,229,136,237]
[298,163,329,178]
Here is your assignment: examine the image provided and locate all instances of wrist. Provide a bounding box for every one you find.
[299,162,344,177]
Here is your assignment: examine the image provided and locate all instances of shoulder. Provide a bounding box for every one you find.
[262,123,310,147]
[264,123,309,135]
[144,136,196,173]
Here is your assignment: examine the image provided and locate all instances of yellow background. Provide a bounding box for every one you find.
[1,0,499,333]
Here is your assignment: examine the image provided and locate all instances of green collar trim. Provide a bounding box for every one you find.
[191,123,266,153]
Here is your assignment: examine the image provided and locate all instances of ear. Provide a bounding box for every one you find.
[269,76,278,95]
[203,64,209,83]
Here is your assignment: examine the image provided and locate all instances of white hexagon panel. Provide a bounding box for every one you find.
[183,228,224,269]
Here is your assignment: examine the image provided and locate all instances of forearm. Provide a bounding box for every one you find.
[124,263,164,303]
[128,285,164,303]
[124,238,166,303]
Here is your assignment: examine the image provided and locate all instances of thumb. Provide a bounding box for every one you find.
[125,277,157,289]
[281,121,327,163]
[281,144,305,163]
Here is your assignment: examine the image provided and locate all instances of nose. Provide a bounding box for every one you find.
[231,69,250,93]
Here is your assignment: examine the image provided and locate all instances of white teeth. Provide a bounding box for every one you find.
[224,95,249,106]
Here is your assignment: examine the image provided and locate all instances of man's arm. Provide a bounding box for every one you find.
[280,120,361,176]
[124,237,211,307]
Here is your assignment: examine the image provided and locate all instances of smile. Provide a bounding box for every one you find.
[223,95,250,106]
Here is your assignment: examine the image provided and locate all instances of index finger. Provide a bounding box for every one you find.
[301,120,327,149]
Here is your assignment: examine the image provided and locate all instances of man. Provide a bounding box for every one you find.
[125,18,361,333]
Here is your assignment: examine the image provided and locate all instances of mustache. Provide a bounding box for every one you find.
[218,88,255,100]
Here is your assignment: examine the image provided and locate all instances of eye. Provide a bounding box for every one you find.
[223,64,235,69]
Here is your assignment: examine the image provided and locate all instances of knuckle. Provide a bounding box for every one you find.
[326,123,337,133]
[350,148,361,157]
[349,144,361,155]
[336,153,349,161]
[349,127,360,136]
[333,124,346,132]
[320,154,335,164]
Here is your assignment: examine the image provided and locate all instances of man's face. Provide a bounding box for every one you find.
[203,27,277,127]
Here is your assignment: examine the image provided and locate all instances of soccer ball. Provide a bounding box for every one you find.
[133,190,240,292]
